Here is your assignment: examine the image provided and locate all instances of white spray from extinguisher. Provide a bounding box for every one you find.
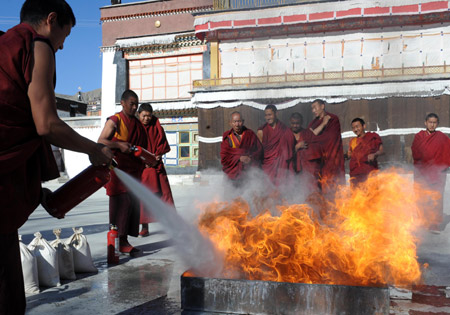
[114,169,223,277]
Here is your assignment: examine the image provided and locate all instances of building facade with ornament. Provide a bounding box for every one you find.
[100,0,213,170]
[193,0,450,169]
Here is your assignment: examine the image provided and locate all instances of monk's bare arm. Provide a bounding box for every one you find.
[98,120,131,153]
[28,41,112,165]
[257,129,263,142]
[310,115,331,136]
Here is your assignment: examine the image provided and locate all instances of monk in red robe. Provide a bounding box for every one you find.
[346,118,383,187]
[137,103,175,237]
[0,2,112,313]
[412,113,450,231]
[257,105,294,186]
[99,90,148,255]
[221,111,263,185]
[287,112,321,193]
[307,99,345,195]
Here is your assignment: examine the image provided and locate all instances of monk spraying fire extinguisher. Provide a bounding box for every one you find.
[41,160,117,219]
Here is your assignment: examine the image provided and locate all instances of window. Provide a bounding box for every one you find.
[193,133,199,143]
[180,132,190,144]
[193,147,199,158]
[129,54,204,101]
[180,146,190,158]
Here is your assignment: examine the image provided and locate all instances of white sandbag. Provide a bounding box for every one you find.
[19,235,40,294]
[66,227,97,273]
[27,232,60,287]
[50,229,76,280]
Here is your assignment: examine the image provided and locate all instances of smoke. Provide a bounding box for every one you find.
[114,169,224,277]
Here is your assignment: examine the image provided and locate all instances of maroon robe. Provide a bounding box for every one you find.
[0,23,60,314]
[220,127,263,181]
[349,132,382,184]
[412,130,450,225]
[140,116,174,224]
[287,129,322,193]
[105,111,147,237]
[258,121,294,186]
[307,112,345,194]
[0,23,59,234]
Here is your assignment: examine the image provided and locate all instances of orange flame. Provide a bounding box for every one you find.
[198,169,436,287]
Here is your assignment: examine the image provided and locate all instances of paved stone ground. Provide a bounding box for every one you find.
[18,174,450,314]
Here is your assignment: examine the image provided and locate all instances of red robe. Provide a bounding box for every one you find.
[412,130,450,185]
[349,132,382,183]
[412,130,450,224]
[105,111,147,237]
[140,116,174,224]
[0,23,59,234]
[258,121,294,186]
[220,127,263,181]
[307,112,345,193]
[105,111,148,196]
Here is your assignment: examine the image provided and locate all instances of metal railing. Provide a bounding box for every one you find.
[213,0,313,10]
[193,63,449,87]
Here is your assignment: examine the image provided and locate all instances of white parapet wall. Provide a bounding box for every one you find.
[101,49,118,127]
[62,117,102,178]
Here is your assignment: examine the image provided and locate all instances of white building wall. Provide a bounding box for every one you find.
[101,50,118,127]
[219,25,450,78]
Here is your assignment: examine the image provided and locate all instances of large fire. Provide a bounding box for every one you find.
[197,169,437,287]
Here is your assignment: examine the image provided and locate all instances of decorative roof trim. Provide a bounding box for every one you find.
[119,39,204,53]
[117,32,204,52]
[195,0,450,39]
[101,5,213,23]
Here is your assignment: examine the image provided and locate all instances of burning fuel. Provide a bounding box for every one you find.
[197,169,437,288]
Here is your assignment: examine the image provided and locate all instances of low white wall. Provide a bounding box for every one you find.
[62,117,103,178]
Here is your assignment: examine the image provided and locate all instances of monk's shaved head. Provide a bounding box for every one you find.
[425,113,439,123]
[230,111,244,134]
[230,111,243,121]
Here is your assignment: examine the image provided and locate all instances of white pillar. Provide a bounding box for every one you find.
[101,50,118,127]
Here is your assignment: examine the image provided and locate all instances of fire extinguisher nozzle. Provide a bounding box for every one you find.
[111,159,118,168]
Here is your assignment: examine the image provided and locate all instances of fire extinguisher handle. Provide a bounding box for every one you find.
[41,188,65,219]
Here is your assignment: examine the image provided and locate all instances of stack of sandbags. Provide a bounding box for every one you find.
[50,229,76,280]
[18,235,39,295]
[19,227,98,292]
[27,232,60,287]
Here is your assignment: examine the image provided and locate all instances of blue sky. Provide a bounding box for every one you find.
[1,1,135,96]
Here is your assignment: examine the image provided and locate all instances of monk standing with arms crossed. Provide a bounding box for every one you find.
[0,1,113,313]
[257,105,294,186]
[221,111,263,186]
[98,90,148,255]
[412,113,450,231]
[307,99,345,196]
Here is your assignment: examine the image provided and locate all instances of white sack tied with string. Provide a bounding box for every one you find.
[19,235,40,294]
[27,232,60,287]
[50,229,76,280]
[66,227,97,273]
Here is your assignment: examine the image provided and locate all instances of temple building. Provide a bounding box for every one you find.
[100,0,213,169]
[193,0,450,169]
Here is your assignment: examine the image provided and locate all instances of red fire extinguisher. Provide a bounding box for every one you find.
[41,160,117,219]
[107,225,119,264]
[131,145,158,166]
